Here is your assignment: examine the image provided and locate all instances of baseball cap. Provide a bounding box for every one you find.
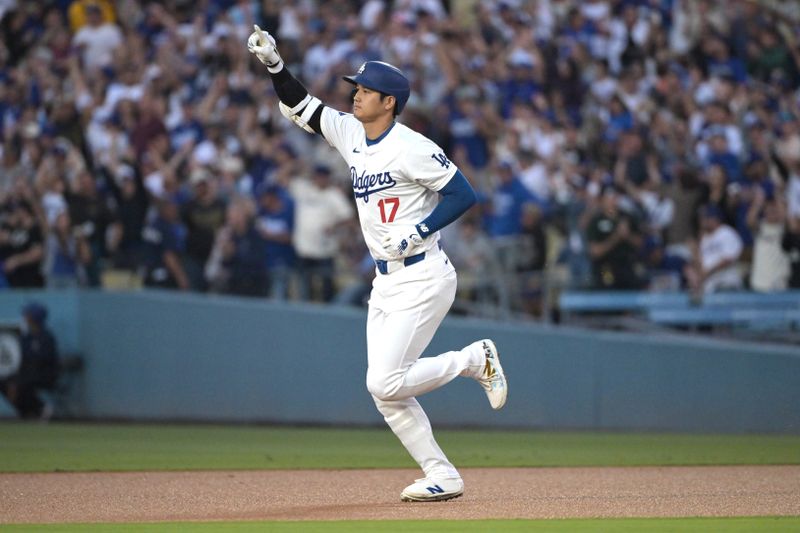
[22,302,48,324]
[313,164,331,176]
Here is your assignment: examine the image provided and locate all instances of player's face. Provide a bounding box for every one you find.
[352,85,394,122]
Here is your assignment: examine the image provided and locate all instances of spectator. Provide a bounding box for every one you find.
[685,205,744,294]
[516,203,548,315]
[43,211,91,288]
[699,164,736,228]
[497,52,543,119]
[71,2,123,74]
[484,160,543,302]
[643,233,687,291]
[447,87,495,170]
[748,188,790,291]
[68,0,115,33]
[0,201,45,288]
[602,94,634,145]
[748,25,796,83]
[664,166,704,257]
[730,154,777,255]
[130,92,168,160]
[782,208,800,289]
[486,160,540,241]
[289,164,353,302]
[0,303,59,419]
[586,185,645,290]
[205,196,266,297]
[65,169,115,287]
[446,217,503,309]
[102,164,149,272]
[141,198,190,291]
[332,250,375,308]
[703,129,742,183]
[705,37,748,83]
[255,184,295,300]
[181,167,227,290]
[784,160,800,222]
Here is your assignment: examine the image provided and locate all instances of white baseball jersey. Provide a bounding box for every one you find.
[319,108,458,260]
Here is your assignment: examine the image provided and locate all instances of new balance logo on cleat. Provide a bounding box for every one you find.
[401,477,464,502]
[427,485,445,494]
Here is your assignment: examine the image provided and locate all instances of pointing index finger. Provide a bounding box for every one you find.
[254,24,266,44]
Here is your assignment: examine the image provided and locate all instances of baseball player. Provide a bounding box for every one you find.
[248,26,508,502]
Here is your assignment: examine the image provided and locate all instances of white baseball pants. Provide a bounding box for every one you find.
[366,248,485,479]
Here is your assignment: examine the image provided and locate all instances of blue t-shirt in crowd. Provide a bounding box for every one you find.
[170,119,204,151]
[51,243,79,278]
[257,195,295,269]
[448,109,490,169]
[708,57,748,83]
[496,78,541,118]
[707,151,742,183]
[604,109,633,143]
[487,177,539,238]
[142,216,188,282]
[248,156,278,193]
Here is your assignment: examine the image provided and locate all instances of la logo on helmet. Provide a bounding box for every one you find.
[358,63,366,74]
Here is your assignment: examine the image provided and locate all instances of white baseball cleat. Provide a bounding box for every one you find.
[477,339,507,410]
[400,477,464,502]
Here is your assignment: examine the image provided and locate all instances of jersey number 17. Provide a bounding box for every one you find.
[378,197,399,223]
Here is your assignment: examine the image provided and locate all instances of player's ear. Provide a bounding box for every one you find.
[384,95,396,112]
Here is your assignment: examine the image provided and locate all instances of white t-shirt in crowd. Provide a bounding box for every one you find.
[750,222,790,292]
[289,178,354,259]
[700,223,743,293]
[72,23,123,71]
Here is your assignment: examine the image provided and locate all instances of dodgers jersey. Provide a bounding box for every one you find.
[320,107,458,261]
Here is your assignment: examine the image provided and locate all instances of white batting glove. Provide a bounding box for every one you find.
[247,25,284,73]
[382,226,425,259]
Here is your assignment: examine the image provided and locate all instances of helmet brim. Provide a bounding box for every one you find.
[343,74,377,92]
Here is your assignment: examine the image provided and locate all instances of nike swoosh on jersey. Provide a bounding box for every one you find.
[353,148,360,153]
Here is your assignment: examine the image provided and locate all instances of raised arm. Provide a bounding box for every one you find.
[247,25,324,137]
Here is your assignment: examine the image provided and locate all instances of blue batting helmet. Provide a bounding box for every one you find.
[343,61,410,115]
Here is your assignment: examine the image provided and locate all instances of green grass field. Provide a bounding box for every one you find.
[1,422,799,472]
[2,422,799,531]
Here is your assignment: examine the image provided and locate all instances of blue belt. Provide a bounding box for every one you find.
[375,252,426,275]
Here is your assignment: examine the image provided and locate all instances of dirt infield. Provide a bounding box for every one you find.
[2,466,799,523]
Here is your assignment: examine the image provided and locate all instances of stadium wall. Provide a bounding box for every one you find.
[0,289,798,433]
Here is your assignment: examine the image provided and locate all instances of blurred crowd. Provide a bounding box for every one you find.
[1,0,799,317]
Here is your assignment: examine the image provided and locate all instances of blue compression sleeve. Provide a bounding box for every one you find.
[415,169,477,238]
